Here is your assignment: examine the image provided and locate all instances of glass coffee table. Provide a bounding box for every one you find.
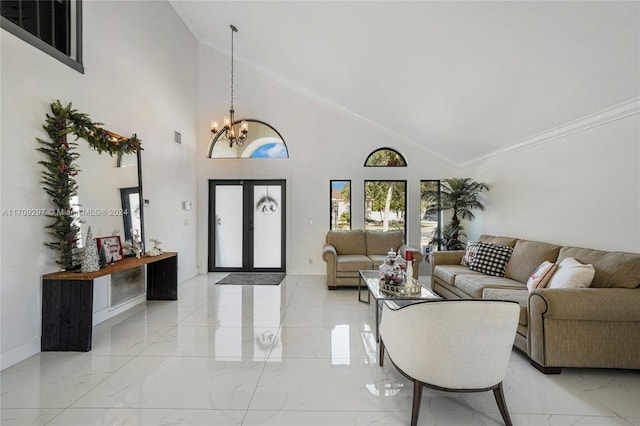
[358,270,440,341]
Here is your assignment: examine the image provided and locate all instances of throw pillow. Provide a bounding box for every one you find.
[461,241,481,266]
[526,261,557,292]
[547,257,595,289]
[468,242,514,277]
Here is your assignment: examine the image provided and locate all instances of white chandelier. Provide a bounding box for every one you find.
[211,24,248,148]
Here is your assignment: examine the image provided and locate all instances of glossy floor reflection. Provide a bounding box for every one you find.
[2,274,638,425]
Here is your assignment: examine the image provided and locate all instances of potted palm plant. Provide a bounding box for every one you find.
[421,177,489,250]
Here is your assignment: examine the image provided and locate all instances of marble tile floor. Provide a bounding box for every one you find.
[2,274,638,426]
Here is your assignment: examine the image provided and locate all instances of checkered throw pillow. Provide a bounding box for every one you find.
[468,242,514,277]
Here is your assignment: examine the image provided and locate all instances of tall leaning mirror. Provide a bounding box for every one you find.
[75,131,145,256]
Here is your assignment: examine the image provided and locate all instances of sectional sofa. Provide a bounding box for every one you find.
[430,235,640,374]
[322,230,423,289]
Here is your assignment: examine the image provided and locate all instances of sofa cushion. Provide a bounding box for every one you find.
[336,254,373,272]
[479,235,518,248]
[367,254,388,269]
[335,270,360,278]
[469,242,514,277]
[365,231,404,255]
[455,274,525,298]
[327,230,366,255]
[433,265,484,286]
[526,261,558,292]
[558,246,640,289]
[506,239,561,283]
[461,241,481,266]
[547,257,595,289]
[482,288,529,326]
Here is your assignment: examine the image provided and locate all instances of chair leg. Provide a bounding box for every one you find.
[492,382,513,426]
[379,338,385,366]
[411,380,423,426]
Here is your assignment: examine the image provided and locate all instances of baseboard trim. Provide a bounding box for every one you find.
[1,336,40,370]
[179,268,199,284]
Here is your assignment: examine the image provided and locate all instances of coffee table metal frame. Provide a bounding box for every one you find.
[358,270,439,340]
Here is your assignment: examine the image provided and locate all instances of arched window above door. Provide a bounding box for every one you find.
[208,119,288,159]
[364,147,407,167]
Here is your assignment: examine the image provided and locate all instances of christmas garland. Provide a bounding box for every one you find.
[37,100,142,269]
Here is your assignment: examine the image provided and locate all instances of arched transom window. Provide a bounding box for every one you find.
[364,147,407,167]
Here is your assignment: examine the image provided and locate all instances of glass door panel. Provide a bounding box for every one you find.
[209,179,285,272]
[214,184,244,268]
[252,184,282,268]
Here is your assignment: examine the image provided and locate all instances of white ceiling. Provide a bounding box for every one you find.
[170,1,640,166]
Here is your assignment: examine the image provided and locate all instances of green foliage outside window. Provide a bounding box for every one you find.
[365,180,406,232]
[364,148,406,167]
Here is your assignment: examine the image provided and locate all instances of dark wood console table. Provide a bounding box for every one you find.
[41,252,178,351]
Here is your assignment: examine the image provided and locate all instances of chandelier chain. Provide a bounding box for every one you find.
[230,26,234,111]
[211,24,247,148]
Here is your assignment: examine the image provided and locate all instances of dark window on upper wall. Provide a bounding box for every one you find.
[364,180,406,239]
[330,180,351,230]
[364,148,407,167]
[1,0,84,73]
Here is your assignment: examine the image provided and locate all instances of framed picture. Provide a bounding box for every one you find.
[96,236,124,263]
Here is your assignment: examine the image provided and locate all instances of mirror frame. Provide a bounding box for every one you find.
[115,149,145,251]
[37,101,144,270]
[136,149,146,251]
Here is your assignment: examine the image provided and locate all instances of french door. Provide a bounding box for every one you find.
[208,179,286,272]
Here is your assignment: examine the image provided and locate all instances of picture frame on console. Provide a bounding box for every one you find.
[96,236,124,263]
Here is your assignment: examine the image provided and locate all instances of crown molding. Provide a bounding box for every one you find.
[460,98,640,168]
[168,1,202,41]
[199,37,458,167]
[199,35,637,171]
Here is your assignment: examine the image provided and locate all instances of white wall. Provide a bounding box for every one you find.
[197,44,458,275]
[465,114,640,253]
[0,1,199,369]
[5,1,635,372]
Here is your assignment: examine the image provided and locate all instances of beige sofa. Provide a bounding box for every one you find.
[322,230,423,289]
[430,235,640,374]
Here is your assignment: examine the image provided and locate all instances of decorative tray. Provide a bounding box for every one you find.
[378,280,422,296]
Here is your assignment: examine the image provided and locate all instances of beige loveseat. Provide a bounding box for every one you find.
[430,235,640,374]
[322,230,423,289]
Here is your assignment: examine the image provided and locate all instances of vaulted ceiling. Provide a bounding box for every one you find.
[171,1,639,166]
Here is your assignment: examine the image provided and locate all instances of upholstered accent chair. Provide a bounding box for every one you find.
[379,299,520,426]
